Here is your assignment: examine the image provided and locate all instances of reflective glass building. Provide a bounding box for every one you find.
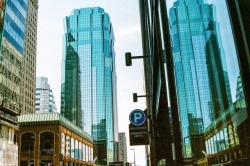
[61,7,118,164]
[0,0,29,165]
[3,0,27,54]
[169,0,232,158]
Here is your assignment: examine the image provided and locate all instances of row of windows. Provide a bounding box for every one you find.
[205,124,239,155]
[61,133,93,161]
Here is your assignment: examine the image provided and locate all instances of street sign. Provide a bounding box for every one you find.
[129,109,146,126]
[129,109,149,146]
[129,122,149,146]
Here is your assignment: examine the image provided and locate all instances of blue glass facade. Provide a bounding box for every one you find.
[61,7,117,164]
[169,0,232,158]
[3,0,27,54]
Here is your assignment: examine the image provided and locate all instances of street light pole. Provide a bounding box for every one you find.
[131,149,136,166]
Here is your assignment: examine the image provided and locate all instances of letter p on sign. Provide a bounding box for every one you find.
[129,109,146,126]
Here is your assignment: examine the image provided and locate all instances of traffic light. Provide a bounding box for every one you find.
[59,154,63,161]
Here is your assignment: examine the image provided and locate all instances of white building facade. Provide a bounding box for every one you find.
[35,77,57,113]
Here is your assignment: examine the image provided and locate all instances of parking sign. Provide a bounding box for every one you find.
[129,109,146,126]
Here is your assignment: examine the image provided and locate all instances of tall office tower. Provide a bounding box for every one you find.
[61,7,118,164]
[118,132,127,164]
[0,0,29,165]
[169,0,232,158]
[35,77,57,113]
[20,0,38,114]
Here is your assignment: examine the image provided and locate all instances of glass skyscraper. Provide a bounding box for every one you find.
[61,7,118,164]
[169,0,232,158]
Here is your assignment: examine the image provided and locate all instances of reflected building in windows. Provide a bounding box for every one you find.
[169,0,232,158]
[227,0,250,162]
[61,7,118,165]
[35,77,57,113]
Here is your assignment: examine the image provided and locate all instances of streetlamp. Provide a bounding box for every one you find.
[131,149,136,166]
[125,52,148,66]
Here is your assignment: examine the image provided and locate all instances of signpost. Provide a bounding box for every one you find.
[129,109,149,146]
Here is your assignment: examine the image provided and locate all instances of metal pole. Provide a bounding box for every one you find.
[160,0,184,164]
[131,149,135,166]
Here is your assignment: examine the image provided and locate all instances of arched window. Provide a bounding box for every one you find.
[40,132,54,156]
[21,132,35,156]
[228,125,235,146]
[75,140,79,159]
[79,142,82,160]
[71,138,75,158]
[66,135,70,157]
[61,133,65,155]
[83,143,85,161]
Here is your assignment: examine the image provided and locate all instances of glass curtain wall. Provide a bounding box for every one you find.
[61,7,118,164]
[165,0,248,163]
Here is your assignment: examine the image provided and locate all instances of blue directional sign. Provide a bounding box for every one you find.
[129,109,146,126]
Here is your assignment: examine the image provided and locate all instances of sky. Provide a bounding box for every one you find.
[37,0,147,165]
[37,0,239,165]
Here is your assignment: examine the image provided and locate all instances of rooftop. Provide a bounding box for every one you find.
[18,112,93,143]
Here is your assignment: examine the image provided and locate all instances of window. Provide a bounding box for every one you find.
[40,132,54,156]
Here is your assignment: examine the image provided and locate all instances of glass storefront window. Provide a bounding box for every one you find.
[224,127,229,149]
[220,130,225,150]
[21,132,35,156]
[209,137,214,154]
[90,147,93,161]
[79,142,82,160]
[206,140,210,155]
[61,133,65,155]
[66,135,70,157]
[233,125,239,145]
[86,145,89,162]
[71,138,74,158]
[216,133,221,152]
[75,140,79,159]
[40,132,54,156]
[213,135,217,153]
[83,143,85,161]
[228,125,235,147]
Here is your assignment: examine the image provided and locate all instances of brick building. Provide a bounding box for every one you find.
[16,112,94,166]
